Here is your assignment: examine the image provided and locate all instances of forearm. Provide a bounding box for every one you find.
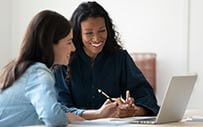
[80,109,101,120]
[67,112,85,123]
[135,103,159,116]
[62,106,85,116]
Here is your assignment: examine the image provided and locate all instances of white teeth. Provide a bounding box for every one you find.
[91,43,102,47]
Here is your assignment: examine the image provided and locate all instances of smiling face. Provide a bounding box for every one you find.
[80,17,107,59]
[53,30,75,65]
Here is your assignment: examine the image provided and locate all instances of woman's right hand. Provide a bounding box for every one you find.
[97,99,118,118]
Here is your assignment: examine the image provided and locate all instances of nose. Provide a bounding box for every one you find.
[92,34,100,42]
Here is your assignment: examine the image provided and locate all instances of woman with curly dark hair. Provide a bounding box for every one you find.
[53,1,159,119]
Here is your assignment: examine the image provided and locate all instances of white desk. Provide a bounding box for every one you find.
[69,109,203,127]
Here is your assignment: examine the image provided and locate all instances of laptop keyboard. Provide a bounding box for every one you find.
[130,117,156,124]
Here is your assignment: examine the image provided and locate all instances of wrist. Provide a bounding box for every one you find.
[96,109,103,119]
[134,106,148,116]
[81,109,102,120]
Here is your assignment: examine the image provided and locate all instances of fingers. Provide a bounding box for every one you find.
[108,102,118,110]
[125,90,134,105]
[103,98,111,105]
[104,98,119,107]
[126,90,130,99]
[103,99,118,109]
[113,98,124,106]
[128,97,134,105]
[99,100,118,118]
[113,97,133,111]
[126,90,131,104]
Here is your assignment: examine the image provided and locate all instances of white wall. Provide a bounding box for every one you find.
[10,0,87,59]
[0,0,11,69]
[188,0,203,109]
[1,0,202,108]
[100,0,188,104]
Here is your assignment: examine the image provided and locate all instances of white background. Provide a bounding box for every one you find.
[0,0,202,109]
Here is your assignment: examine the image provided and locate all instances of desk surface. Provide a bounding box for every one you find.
[69,109,203,127]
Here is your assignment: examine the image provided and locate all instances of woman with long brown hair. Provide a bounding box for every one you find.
[0,10,83,126]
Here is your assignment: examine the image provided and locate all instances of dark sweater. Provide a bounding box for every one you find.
[53,49,160,115]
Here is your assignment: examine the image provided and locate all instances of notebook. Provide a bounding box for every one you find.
[128,73,198,124]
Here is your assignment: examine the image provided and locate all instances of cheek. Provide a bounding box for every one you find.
[102,32,108,40]
[66,45,74,53]
[82,34,92,42]
[59,46,68,55]
[67,46,71,52]
[82,37,90,46]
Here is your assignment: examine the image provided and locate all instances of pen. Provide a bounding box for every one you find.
[98,89,114,102]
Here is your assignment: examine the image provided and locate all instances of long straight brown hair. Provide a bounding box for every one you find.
[0,10,71,92]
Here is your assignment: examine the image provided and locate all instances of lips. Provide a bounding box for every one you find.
[90,42,102,48]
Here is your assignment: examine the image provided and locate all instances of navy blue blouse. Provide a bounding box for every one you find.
[53,49,160,115]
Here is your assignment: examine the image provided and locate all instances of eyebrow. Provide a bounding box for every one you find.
[83,28,92,31]
[99,26,106,29]
[83,26,106,31]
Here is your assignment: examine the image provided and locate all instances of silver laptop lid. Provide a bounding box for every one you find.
[156,73,197,124]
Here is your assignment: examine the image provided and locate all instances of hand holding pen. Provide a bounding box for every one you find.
[97,89,147,117]
[97,89,136,117]
[97,89,118,118]
[97,89,135,109]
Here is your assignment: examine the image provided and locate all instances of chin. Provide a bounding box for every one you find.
[91,50,101,55]
[93,47,103,53]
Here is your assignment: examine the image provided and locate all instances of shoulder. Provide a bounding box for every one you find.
[116,49,128,56]
[24,63,56,95]
[27,62,52,74]
[106,49,129,59]
[26,62,54,82]
[108,50,135,67]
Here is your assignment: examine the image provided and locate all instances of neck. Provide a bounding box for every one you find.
[83,47,98,61]
[54,58,69,66]
[88,53,97,61]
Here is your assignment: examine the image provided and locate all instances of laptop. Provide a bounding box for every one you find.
[128,73,197,124]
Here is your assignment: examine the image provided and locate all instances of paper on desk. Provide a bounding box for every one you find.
[71,118,129,125]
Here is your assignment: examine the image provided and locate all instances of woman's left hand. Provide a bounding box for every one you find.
[132,105,148,116]
[114,90,148,117]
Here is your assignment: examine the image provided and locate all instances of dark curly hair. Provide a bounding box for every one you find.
[70,1,123,54]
